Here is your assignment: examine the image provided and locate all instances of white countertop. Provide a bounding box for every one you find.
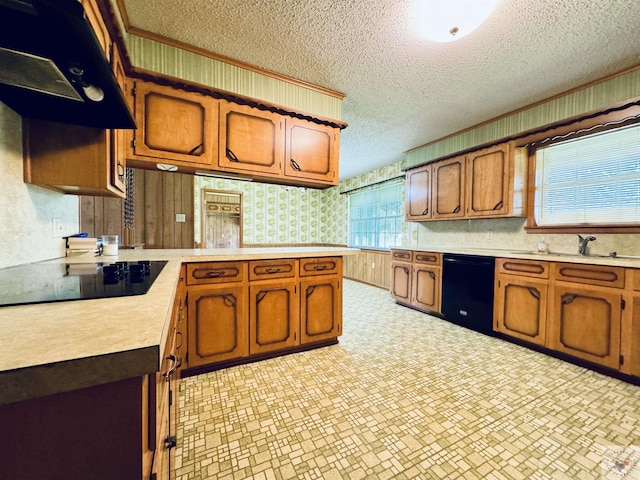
[0,247,357,405]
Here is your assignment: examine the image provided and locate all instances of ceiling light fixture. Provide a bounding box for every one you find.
[410,0,498,42]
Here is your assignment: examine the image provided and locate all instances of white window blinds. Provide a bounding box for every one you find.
[534,123,640,226]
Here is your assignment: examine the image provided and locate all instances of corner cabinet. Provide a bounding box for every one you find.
[390,249,442,314]
[184,256,343,373]
[128,80,219,169]
[405,142,528,222]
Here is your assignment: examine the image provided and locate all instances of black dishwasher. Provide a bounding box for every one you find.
[441,253,495,334]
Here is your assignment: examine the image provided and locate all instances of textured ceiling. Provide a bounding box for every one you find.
[120,0,640,180]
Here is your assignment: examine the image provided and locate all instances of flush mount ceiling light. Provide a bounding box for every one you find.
[410,0,498,42]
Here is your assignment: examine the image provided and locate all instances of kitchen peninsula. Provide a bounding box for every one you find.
[0,246,356,480]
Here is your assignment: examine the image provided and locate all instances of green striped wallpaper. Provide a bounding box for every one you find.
[125,34,342,120]
[405,68,640,168]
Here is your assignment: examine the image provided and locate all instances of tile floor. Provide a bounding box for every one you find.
[175,279,640,480]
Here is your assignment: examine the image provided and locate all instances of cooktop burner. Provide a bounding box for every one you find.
[0,260,167,307]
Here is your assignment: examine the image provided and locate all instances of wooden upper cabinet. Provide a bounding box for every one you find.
[466,144,510,217]
[129,80,218,167]
[110,43,127,193]
[218,102,283,176]
[433,156,465,219]
[81,0,110,59]
[405,164,432,221]
[284,118,339,185]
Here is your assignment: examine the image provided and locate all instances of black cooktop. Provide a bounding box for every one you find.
[0,260,167,307]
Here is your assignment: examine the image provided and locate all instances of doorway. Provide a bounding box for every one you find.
[201,189,243,248]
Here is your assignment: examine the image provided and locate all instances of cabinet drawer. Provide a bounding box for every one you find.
[413,251,441,266]
[497,258,549,279]
[554,263,625,289]
[391,249,413,262]
[249,259,296,280]
[300,257,341,276]
[186,262,246,285]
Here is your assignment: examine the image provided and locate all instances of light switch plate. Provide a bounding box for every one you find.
[176,214,186,223]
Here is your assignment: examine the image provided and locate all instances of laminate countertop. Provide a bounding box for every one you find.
[0,247,357,406]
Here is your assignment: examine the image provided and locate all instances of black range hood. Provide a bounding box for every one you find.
[0,0,135,129]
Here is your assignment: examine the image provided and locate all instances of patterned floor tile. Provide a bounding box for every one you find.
[175,279,640,479]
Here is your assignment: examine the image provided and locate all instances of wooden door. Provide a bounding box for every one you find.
[187,284,248,366]
[300,277,341,343]
[432,156,465,219]
[405,165,432,221]
[466,144,510,217]
[218,102,283,176]
[390,262,412,303]
[284,118,338,185]
[548,284,622,369]
[412,265,440,312]
[249,281,299,355]
[495,275,548,346]
[131,81,217,166]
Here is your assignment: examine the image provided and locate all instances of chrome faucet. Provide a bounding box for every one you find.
[577,234,596,255]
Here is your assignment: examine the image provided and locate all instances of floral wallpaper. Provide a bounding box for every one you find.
[193,160,406,247]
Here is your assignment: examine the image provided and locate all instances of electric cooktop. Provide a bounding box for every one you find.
[0,260,167,307]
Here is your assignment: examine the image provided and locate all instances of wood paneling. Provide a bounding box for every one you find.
[343,249,392,289]
[80,168,194,249]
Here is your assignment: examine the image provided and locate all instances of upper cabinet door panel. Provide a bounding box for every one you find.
[218,102,283,176]
[433,156,465,219]
[405,164,432,221]
[132,81,217,166]
[466,144,509,217]
[284,118,338,185]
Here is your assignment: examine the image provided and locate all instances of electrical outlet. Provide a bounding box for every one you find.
[52,218,64,238]
[371,262,375,269]
[176,214,186,223]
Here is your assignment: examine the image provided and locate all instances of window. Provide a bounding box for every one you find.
[533,123,640,228]
[348,183,403,249]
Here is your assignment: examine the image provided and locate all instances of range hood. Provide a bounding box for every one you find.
[0,0,135,129]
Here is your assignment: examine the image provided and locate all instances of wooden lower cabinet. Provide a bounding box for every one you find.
[495,275,548,346]
[185,257,343,371]
[250,280,299,354]
[548,284,622,369]
[187,284,248,366]
[390,250,441,314]
[300,277,342,343]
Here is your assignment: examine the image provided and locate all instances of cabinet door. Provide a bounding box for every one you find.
[81,0,110,59]
[131,81,217,166]
[249,281,299,355]
[495,275,548,346]
[413,265,441,313]
[218,102,283,176]
[284,118,338,185]
[548,284,621,369]
[300,277,341,343]
[466,144,510,217]
[405,165,432,221]
[390,262,412,303]
[433,156,465,219]
[187,284,248,366]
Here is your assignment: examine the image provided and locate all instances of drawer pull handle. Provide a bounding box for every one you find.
[205,270,224,278]
[116,161,125,179]
[313,265,328,270]
[561,293,577,305]
[527,287,540,300]
[266,267,281,273]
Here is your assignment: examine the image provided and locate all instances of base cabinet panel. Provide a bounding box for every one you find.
[390,262,412,303]
[187,285,248,366]
[495,275,548,346]
[413,265,440,313]
[249,282,299,355]
[300,278,341,343]
[548,285,621,369]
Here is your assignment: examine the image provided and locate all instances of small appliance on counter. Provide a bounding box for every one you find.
[0,260,167,307]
